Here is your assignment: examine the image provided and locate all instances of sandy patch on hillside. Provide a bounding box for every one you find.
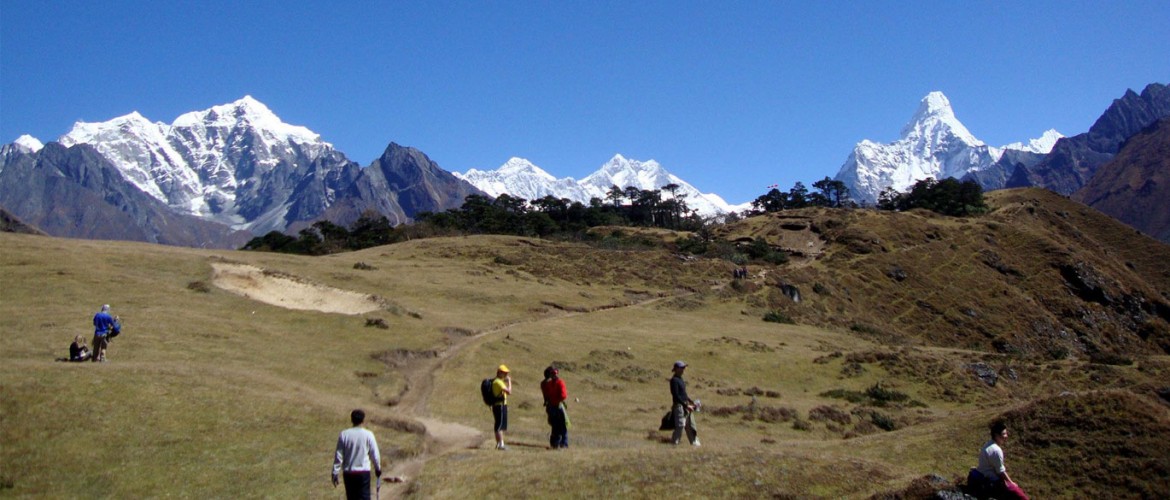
[210,262,384,315]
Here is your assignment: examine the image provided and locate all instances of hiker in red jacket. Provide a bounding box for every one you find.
[541,365,569,449]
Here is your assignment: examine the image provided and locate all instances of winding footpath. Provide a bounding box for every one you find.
[378,293,683,498]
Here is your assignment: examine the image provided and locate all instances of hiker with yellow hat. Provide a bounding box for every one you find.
[491,364,513,450]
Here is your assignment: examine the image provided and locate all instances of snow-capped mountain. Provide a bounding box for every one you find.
[56,96,356,233]
[457,154,738,217]
[12,135,43,153]
[455,157,590,202]
[0,135,45,173]
[835,91,1061,204]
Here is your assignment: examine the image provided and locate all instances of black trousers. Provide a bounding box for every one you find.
[343,471,372,500]
[547,405,568,448]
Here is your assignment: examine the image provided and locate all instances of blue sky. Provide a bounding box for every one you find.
[2,1,1167,204]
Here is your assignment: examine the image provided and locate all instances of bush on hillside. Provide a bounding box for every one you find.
[763,310,795,324]
[877,177,989,216]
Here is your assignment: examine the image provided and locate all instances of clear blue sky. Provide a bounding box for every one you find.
[3,1,1167,204]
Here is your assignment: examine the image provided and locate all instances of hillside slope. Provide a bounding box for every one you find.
[1075,117,1170,244]
[718,188,1170,358]
[2,194,1168,497]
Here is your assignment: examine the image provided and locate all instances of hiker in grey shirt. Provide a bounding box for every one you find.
[332,409,382,500]
[669,360,700,446]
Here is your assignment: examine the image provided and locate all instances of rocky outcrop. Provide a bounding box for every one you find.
[1008,83,1170,194]
[1073,117,1170,243]
[0,143,250,247]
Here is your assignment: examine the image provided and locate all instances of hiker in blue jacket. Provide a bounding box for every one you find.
[91,304,115,362]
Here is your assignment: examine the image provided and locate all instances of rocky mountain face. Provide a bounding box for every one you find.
[315,143,485,231]
[54,96,363,234]
[1,97,483,247]
[1008,83,1170,194]
[1074,117,1170,243]
[0,142,251,247]
[834,92,1060,205]
[456,154,741,216]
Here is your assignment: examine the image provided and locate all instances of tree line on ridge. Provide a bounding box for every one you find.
[242,176,987,255]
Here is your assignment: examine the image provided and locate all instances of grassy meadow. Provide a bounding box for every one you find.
[2,197,1169,498]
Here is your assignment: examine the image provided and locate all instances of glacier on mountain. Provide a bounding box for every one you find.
[457,154,738,217]
[56,96,342,231]
[835,91,1061,204]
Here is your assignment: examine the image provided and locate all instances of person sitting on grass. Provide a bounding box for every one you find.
[967,420,1029,499]
[69,335,90,362]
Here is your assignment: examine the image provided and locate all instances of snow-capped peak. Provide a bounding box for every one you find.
[13,134,43,153]
[60,111,169,148]
[835,91,1063,205]
[900,91,981,146]
[173,95,322,145]
[498,157,555,179]
[1002,129,1063,154]
[600,153,659,172]
[456,154,738,216]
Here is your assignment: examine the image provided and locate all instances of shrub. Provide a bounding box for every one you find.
[763,311,795,324]
[865,384,910,405]
[1089,353,1134,366]
[763,250,789,265]
[187,281,211,293]
[820,389,868,404]
[870,411,898,431]
[675,236,708,255]
[809,405,852,425]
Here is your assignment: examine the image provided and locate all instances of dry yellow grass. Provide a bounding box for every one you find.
[2,193,1168,498]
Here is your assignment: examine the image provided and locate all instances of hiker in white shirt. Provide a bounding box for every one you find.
[332,409,382,500]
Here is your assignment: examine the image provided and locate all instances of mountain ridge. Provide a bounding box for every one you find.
[1008,83,1170,194]
[1073,117,1170,243]
[456,154,744,216]
[834,91,1061,204]
[2,98,484,246]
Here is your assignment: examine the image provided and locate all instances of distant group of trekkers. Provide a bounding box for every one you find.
[332,358,1028,499]
[65,304,1021,499]
[732,266,750,280]
[63,304,121,363]
[484,360,701,450]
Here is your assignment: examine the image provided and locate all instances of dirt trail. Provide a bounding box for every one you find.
[206,262,692,497]
[378,293,684,498]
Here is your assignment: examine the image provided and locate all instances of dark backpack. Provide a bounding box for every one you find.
[480,378,499,406]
